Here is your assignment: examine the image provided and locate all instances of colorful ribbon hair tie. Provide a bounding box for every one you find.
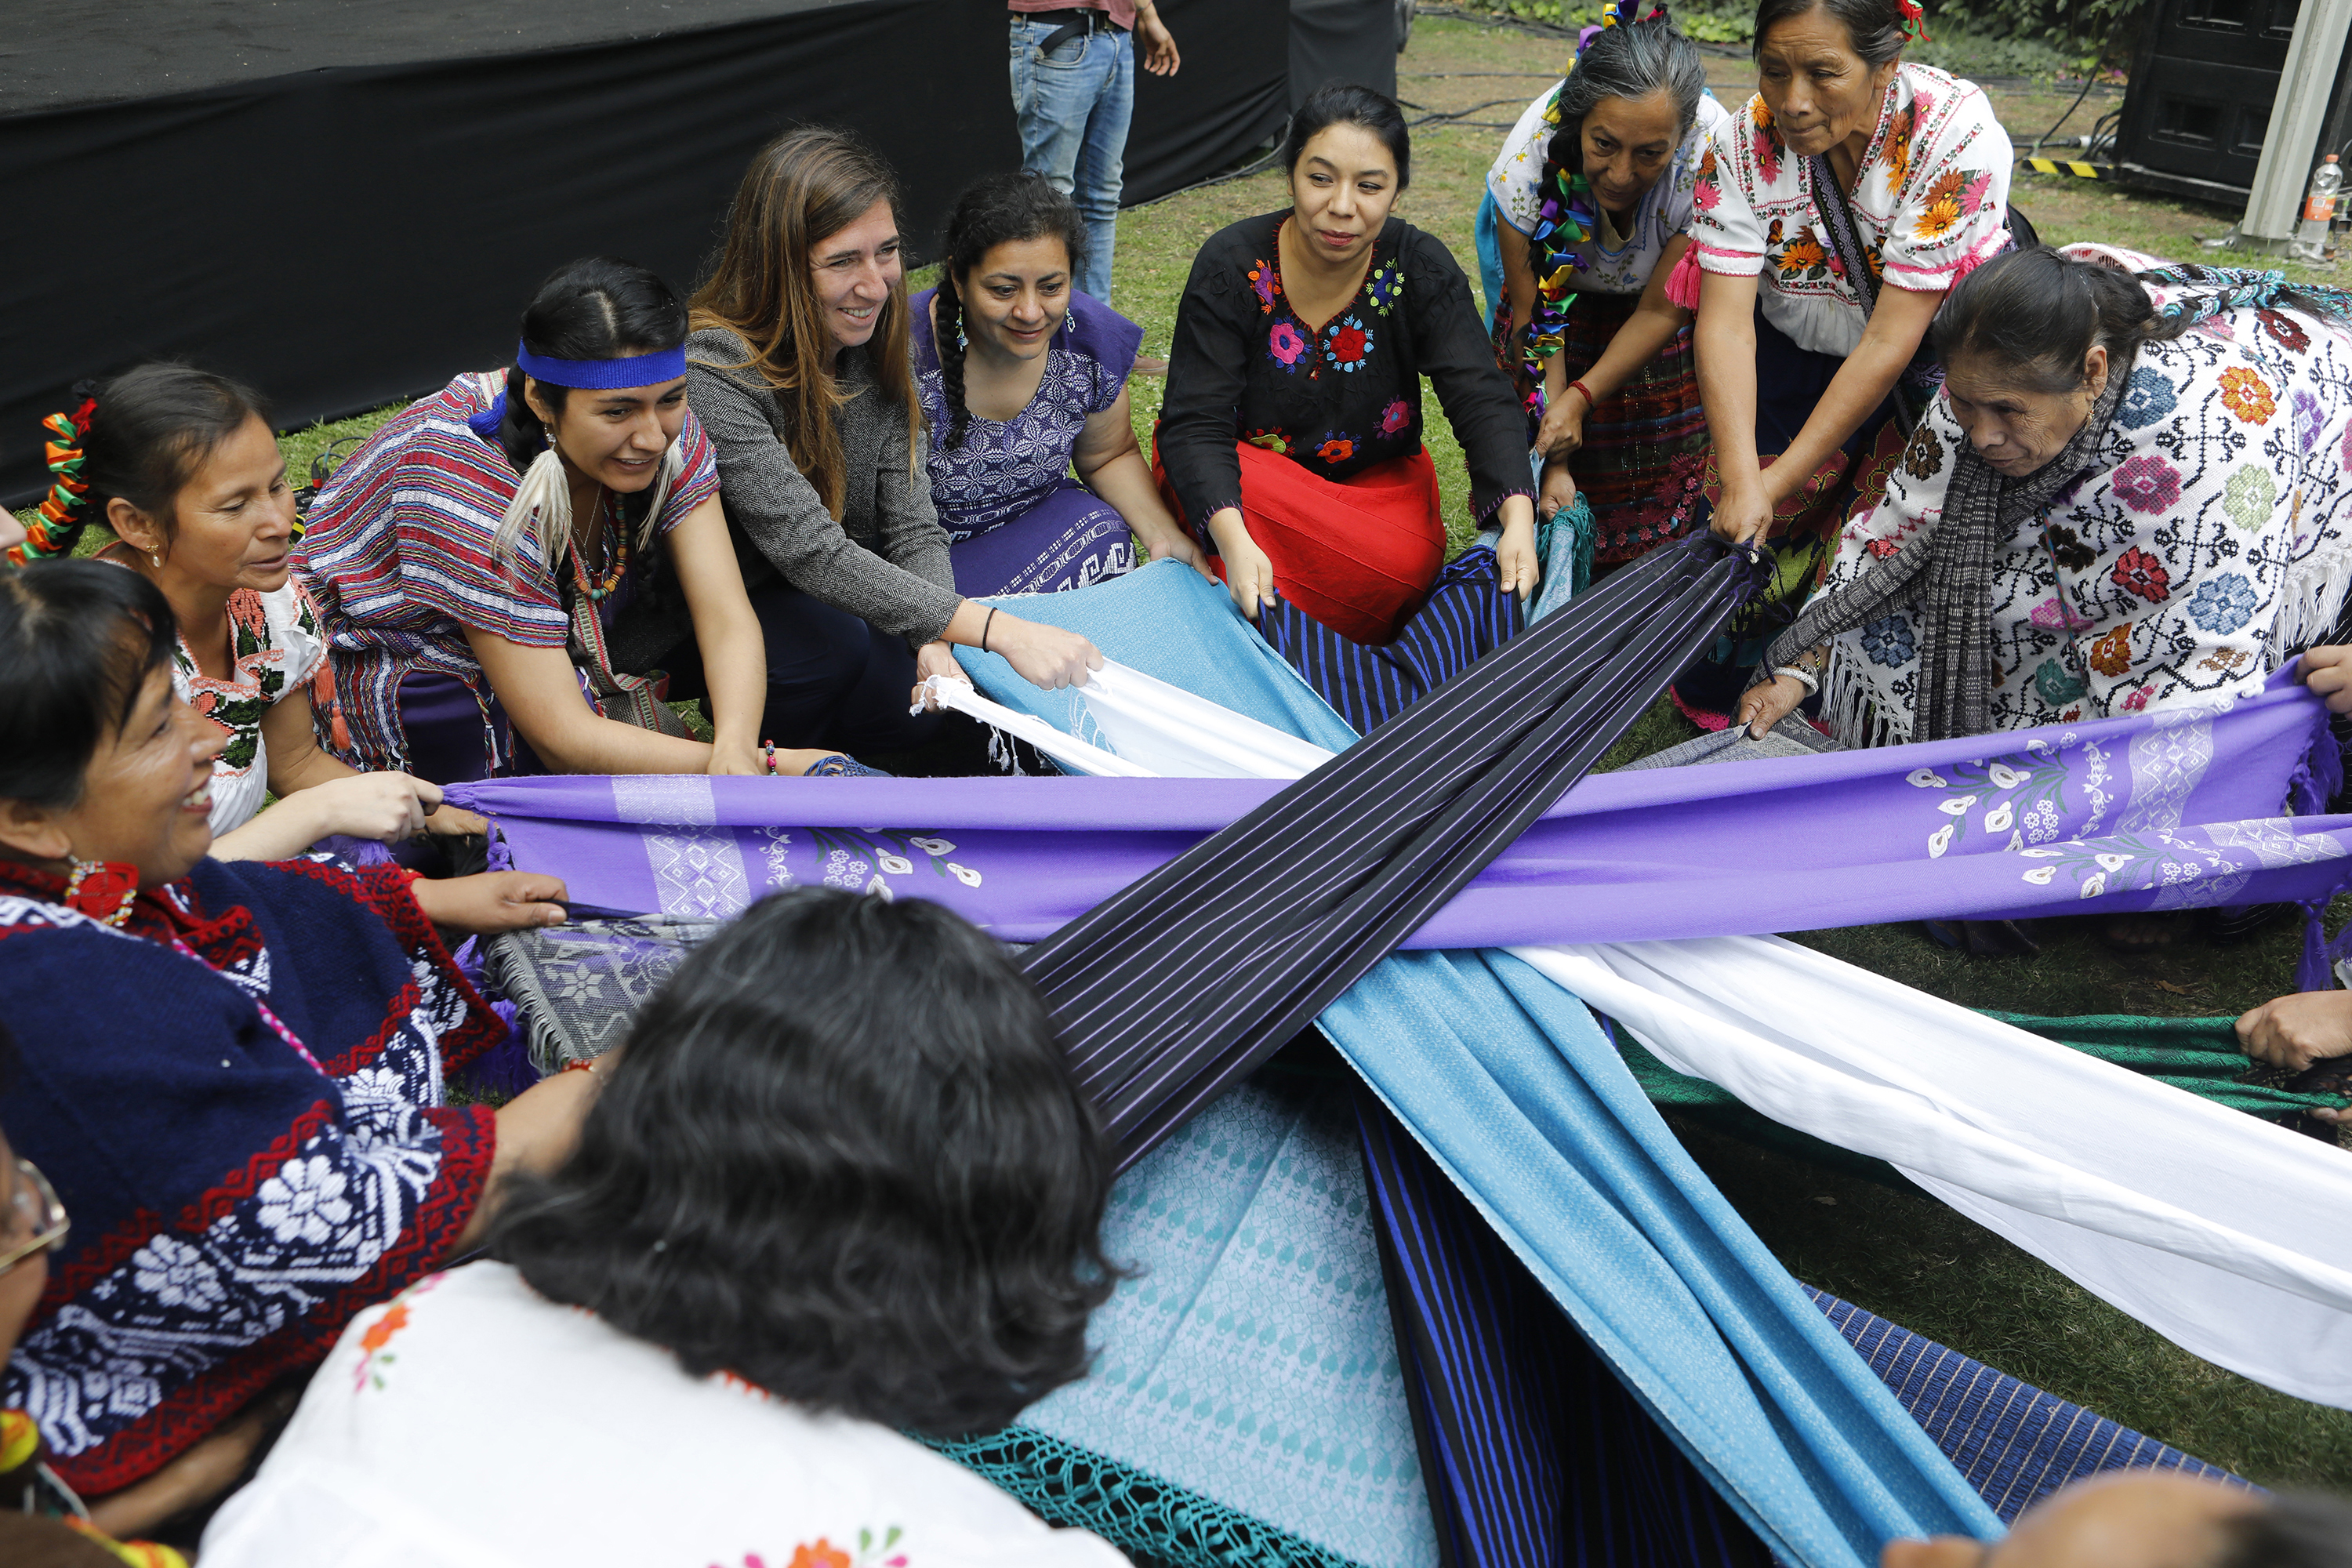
[1893,0,1932,45]
[13,393,96,565]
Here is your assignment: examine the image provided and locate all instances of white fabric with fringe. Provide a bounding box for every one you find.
[1814,245,2352,749]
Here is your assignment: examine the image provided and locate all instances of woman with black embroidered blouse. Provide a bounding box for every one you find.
[1156,86,1538,727]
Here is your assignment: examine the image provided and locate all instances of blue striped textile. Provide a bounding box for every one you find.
[1255,547,1524,735]
[1807,1292,2247,1523]
[961,565,2003,1566]
[1357,1084,1766,1568]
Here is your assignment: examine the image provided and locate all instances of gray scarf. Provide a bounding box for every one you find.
[1766,363,2130,742]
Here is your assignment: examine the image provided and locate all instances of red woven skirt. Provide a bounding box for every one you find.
[1160,441,1446,645]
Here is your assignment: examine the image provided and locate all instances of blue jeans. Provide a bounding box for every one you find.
[1008,13,1132,305]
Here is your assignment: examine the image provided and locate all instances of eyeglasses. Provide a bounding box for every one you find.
[0,1158,68,1277]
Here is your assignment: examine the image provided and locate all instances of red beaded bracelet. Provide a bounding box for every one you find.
[1566,379,1596,411]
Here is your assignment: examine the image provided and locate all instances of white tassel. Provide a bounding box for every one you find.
[492,445,573,569]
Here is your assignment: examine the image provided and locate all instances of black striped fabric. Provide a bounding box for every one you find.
[1021,532,1752,1167]
[1355,1083,1770,1568]
[1259,549,1525,735]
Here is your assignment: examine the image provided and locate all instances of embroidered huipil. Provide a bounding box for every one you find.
[294,372,720,775]
[199,1261,1129,1566]
[1688,64,2013,356]
[1157,213,1532,529]
[1818,285,2352,742]
[128,567,332,835]
[0,856,503,1495]
[1487,89,1734,297]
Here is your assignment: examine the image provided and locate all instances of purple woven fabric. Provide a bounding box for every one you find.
[448,667,2352,942]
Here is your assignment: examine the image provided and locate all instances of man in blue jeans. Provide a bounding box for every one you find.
[1007,0,1181,323]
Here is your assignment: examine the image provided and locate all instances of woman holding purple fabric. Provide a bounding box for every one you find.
[915,172,1209,597]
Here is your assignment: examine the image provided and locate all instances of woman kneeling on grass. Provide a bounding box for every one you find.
[202,888,1125,1566]
[299,256,855,784]
[0,561,600,1538]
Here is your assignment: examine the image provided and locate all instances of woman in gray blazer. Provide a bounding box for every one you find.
[685,127,1101,757]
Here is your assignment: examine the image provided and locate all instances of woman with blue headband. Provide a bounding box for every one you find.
[300,257,858,782]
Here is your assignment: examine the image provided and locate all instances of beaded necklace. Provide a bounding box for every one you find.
[568,491,630,602]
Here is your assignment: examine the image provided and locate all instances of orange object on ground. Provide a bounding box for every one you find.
[1157,440,1447,645]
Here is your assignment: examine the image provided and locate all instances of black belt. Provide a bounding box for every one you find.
[1025,7,1122,53]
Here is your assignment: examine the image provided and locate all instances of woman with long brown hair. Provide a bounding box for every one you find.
[687,127,1100,755]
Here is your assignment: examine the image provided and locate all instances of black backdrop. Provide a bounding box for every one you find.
[0,0,1305,504]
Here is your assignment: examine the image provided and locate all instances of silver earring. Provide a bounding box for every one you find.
[1065,308,1076,334]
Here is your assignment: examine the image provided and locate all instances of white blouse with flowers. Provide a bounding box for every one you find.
[1687,63,2013,356]
[200,1261,1130,1568]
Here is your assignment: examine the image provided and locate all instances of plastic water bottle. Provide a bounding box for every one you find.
[2294,154,2341,260]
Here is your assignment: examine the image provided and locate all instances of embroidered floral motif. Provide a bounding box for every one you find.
[2222,465,2278,532]
[1363,261,1404,314]
[2258,308,2310,352]
[1377,398,1410,436]
[2116,365,2178,429]
[2028,596,2094,633]
[2187,570,2259,633]
[2120,682,2155,711]
[2292,388,2325,453]
[1912,168,1991,241]
[1879,106,1914,194]
[724,1525,908,1568]
[2111,454,2181,514]
[2111,546,2172,603]
[2045,523,2096,571]
[1748,96,1781,181]
[2217,366,2276,424]
[1694,143,1721,210]
[1901,423,1945,480]
[1860,614,1915,666]
[1316,434,1359,464]
[353,1301,413,1392]
[1246,259,1276,313]
[1325,317,1374,372]
[2034,658,2087,706]
[1775,227,1829,281]
[2089,624,2133,676]
[1244,428,1291,456]
[1266,320,1308,369]
[257,1154,356,1245]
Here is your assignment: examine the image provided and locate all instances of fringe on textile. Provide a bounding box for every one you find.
[2273,539,2352,665]
[1820,648,1909,750]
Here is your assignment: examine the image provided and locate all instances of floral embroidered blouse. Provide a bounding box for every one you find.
[94,552,334,834]
[1157,213,1533,531]
[1688,64,2013,358]
[199,1261,1130,1567]
[1815,254,2352,743]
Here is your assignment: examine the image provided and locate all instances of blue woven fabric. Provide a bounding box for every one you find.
[962,570,2002,1566]
[1807,1291,2247,1523]
[1016,1075,1438,1567]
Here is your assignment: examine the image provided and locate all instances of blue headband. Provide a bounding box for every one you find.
[513,340,688,390]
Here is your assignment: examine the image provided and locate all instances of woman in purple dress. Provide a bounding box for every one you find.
[913,173,1209,597]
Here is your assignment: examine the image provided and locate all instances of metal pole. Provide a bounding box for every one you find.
[2241,0,2352,242]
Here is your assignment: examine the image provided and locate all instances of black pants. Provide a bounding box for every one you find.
[664,577,943,754]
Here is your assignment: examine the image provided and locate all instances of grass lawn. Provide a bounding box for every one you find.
[18,10,2349,1486]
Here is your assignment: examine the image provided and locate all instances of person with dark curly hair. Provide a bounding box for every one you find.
[199,888,1127,1566]
[915,171,1207,597]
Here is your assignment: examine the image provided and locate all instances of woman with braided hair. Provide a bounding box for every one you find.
[1483,5,1730,573]
[915,171,1207,596]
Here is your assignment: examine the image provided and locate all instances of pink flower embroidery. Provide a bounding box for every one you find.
[1378,398,1410,436]
[1267,320,1308,367]
[2121,684,2155,712]
[2028,597,2093,633]
[2111,454,2181,514]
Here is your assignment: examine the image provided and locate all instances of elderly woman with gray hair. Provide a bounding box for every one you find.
[1483,8,1730,579]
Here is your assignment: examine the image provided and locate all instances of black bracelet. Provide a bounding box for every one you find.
[981,605,997,654]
